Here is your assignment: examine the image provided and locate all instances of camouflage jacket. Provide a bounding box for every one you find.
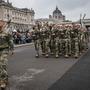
[0,31,13,49]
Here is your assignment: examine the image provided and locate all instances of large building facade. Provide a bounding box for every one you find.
[49,6,65,22]
[36,6,66,24]
[0,0,35,32]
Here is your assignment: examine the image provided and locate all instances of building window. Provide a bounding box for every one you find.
[12,17,14,19]
[55,16,57,19]
[12,11,14,15]
[15,17,17,19]
[4,14,7,18]
[25,19,26,21]
[59,16,61,18]
[15,12,17,15]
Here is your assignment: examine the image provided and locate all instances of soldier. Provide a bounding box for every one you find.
[63,24,71,58]
[40,26,46,55]
[83,28,89,51]
[0,20,13,89]
[53,25,59,58]
[44,25,50,58]
[79,27,88,53]
[31,26,40,57]
[71,23,80,58]
[58,24,68,57]
[49,24,55,56]
[58,24,64,56]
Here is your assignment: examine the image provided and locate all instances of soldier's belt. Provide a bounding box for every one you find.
[0,47,9,51]
[73,38,78,40]
[61,39,69,40]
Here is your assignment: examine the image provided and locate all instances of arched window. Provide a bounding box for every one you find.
[55,16,57,19]
[59,16,61,18]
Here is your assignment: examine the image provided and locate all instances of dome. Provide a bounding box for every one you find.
[53,6,61,14]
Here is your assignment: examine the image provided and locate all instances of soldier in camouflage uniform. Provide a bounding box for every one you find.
[33,22,89,58]
[71,23,80,58]
[40,26,47,55]
[82,27,89,51]
[0,20,13,89]
[58,24,68,57]
[31,25,40,57]
[53,25,59,58]
[44,25,50,58]
[58,25,64,56]
[49,24,56,56]
[63,24,71,58]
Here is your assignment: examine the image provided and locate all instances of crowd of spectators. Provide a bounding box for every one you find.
[12,30,32,44]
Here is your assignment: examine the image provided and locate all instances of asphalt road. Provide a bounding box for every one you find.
[8,45,87,90]
[48,48,90,90]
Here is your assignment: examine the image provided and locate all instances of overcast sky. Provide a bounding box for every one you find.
[8,0,90,21]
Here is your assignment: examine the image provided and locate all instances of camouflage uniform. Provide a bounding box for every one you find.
[40,27,46,55]
[83,29,89,50]
[31,26,40,57]
[0,21,13,88]
[67,25,73,56]
[49,26,56,55]
[58,25,67,57]
[44,26,50,57]
[71,24,79,58]
[58,26,64,55]
[33,22,89,58]
[53,27,59,58]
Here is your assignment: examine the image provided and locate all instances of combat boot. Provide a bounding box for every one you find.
[0,80,8,90]
[65,54,69,58]
[35,54,39,58]
[45,54,49,58]
[74,54,79,58]
[55,54,59,58]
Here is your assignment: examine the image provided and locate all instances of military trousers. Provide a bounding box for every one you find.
[0,49,8,83]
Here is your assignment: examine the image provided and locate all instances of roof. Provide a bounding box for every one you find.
[0,0,35,14]
[0,0,13,8]
[53,6,61,14]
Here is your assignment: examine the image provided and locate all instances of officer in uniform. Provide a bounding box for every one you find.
[0,20,13,89]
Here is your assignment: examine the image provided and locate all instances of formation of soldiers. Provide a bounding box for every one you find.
[0,20,89,90]
[31,22,89,58]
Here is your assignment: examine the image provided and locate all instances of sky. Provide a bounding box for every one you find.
[8,0,90,21]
